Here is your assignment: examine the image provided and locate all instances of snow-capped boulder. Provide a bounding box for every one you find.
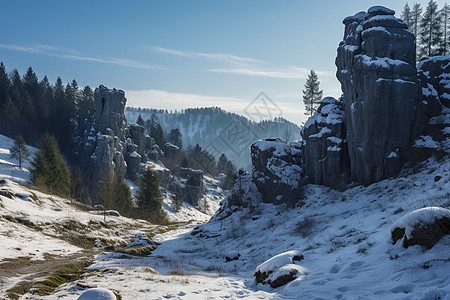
[225,251,240,262]
[254,250,305,288]
[391,207,450,248]
[251,139,303,206]
[302,97,349,187]
[336,6,421,185]
[77,288,116,300]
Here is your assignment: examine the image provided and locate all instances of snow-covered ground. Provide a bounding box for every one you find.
[0,134,37,184]
[32,157,450,300]
[1,133,449,299]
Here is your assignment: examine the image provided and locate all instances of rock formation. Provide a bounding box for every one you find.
[251,139,303,206]
[333,6,421,185]
[79,85,152,182]
[301,97,348,187]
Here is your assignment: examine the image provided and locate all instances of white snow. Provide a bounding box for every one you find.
[78,288,116,300]
[391,207,450,239]
[362,26,391,36]
[309,127,332,138]
[414,135,440,149]
[387,151,398,159]
[357,54,408,68]
[255,250,303,274]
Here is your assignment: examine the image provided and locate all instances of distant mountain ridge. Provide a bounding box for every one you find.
[125,106,301,168]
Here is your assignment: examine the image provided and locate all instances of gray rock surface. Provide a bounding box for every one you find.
[251,139,303,206]
[302,97,349,187]
[180,168,205,206]
[335,6,421,185]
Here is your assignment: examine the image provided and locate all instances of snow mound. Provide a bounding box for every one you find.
[255,250,303,274]
[367,6,395,15]
[391,207,450,248]
[254,250,305,287]
[77,288,116,300]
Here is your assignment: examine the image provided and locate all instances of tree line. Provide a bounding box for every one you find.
[402,0,450,58]
[0,62,94,154]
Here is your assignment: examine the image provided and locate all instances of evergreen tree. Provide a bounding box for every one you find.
[136,114,145,126]
[79,86,94,122]
[31,134,71,197]
[9,135,30,169]
[136,167,165,222]
[217,153,229,174]
[401,3,413,28]
[148,114,166,148]
[99,174,132,215]
[442,3,450,55]
[302,70,323,116]
[419,0,443,57]
[0,63,11,117]
[168,128,182,149]
[173,184,183,212]
[71,166,86,203]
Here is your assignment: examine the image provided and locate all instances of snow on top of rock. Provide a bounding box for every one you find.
[362,26,391,36]
[304,97,344,131]
[266,263,308,285]
[391,207,450,239]
[78,288,117,300]
[255,250,303,274]
[414,135,439,149]
[367,6,395,15]
[356,54,408,68]
[309,127,332,139]
[253,139,301,156]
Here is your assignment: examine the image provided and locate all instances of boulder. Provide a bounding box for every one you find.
[77,288,116,300]
[251,139,303,206]
[391,207,450,248]
[302,97,349,187]
[254,250,305,288]
[336,6,421,185]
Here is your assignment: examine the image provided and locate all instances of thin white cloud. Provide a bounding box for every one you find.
[151,46,332,80]
[124,88,305,125]
[0,43,163,70]
[210,67,334,79]
[151,46,265,66]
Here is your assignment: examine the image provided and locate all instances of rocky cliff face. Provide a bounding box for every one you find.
[301,97,348,187]
[79,85,152,182]
[334,6,421,185]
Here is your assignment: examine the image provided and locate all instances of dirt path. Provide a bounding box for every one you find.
[0,249,96,297]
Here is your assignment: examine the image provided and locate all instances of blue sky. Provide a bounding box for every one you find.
[0,0,446,125]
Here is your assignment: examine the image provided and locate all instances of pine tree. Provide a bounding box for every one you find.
[419,0,443,57]
[9,135,30,169]
[71,166,86,203]
[168,128,182,149]
[442,3,450,55]
[401,3,413,28]
[410,3,424,62]
[148,114,166,148]
[136,114,145,126]
[0,62,11,116]
[136,167,165,222]
[31,134,71,197]
[302,70,323,116]
[172,184,183,212]
[99,174,132,215]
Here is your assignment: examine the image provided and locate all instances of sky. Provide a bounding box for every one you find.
[0,0,447,125]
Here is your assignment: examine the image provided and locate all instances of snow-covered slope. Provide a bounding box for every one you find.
[37,157,450,300]
[0,134,38,184]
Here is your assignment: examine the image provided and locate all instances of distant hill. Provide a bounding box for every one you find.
[125,107,301,168]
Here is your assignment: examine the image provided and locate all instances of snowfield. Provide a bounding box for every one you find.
[1,133,449,299]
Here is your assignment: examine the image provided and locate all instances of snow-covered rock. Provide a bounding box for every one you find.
[391,207,450,248]
[251,138,303,206]
[302,97,348,187]
[254,250,305,288]
[77,288,116,300]
[336,5,421,185]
